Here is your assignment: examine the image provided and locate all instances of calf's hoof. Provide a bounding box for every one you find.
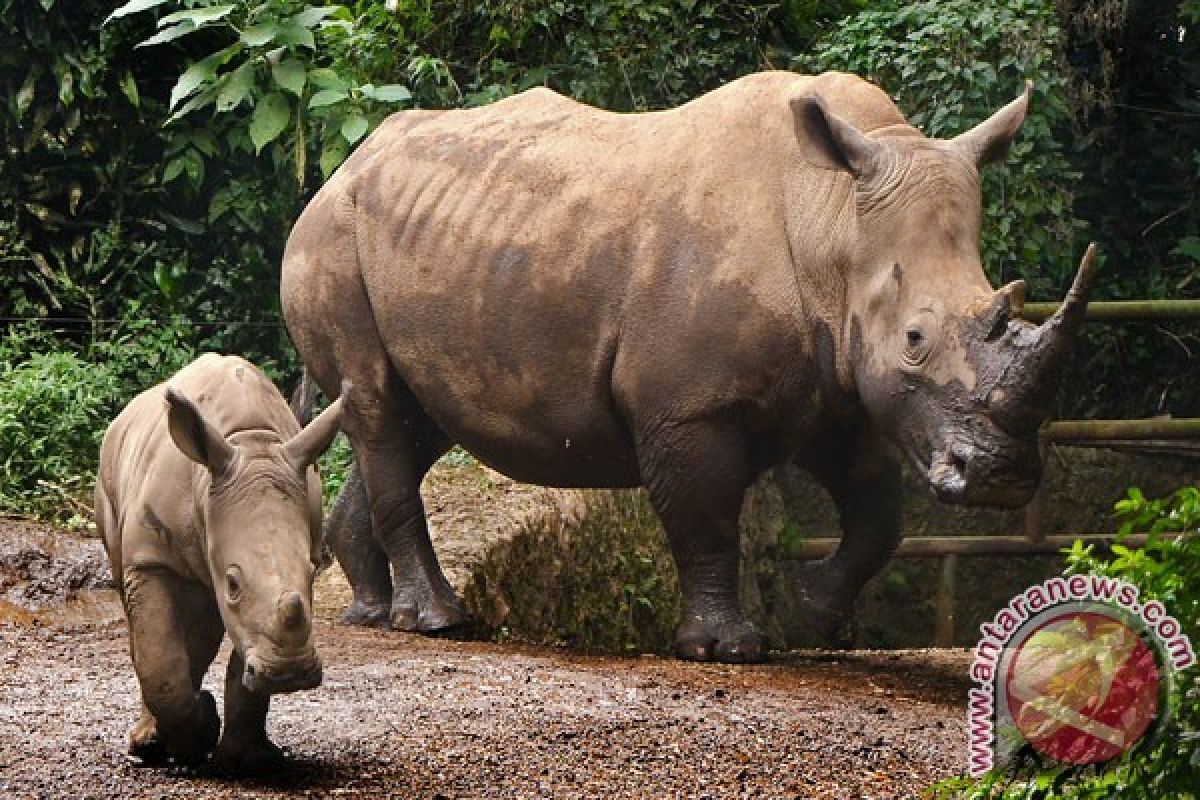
[127,714,167,767]
[159,690,220,766]
[341,598,391,629]
[210,735,285,775]
[674,618,769,664]
[390,588,467,633]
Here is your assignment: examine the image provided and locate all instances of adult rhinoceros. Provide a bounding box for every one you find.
[282,71,1094,663]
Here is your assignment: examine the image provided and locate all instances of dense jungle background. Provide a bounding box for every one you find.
[0,2,1197,798]
[0,0,1196,517]
[1,0,1198,518]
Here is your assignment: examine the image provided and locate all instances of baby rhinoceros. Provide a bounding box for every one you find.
[94,353,344,772]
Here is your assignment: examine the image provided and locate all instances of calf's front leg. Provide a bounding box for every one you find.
[210,649,282,774]
[122,567,221,764]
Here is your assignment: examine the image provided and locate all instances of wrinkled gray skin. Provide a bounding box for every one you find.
[95,354,344,771]
[281,71,1095,663]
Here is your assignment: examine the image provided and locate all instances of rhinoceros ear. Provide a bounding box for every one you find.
[165,387,235,474]
[283,388,346,471]
[953,81,1032,167]
[790,93,885,180]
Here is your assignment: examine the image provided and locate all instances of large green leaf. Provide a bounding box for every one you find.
[273,23,316,50]
[158,4,235,27]
[215,63,255,112]
[320,136,350,178]
[287,6,344,28]
[104,0,170,24]
[169,58,218,111]
[308,88,348,108]
[341,114,368,144]
[240,22,280,47]
[272,59,307,96]
[136,20,197,48]
[362,84,412,104]
[249,92,292,154]
[308,68,350,91]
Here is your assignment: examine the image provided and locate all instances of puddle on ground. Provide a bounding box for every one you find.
[0,588,123,629]
[0,520,122,629]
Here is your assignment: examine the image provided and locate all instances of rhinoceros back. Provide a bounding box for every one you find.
[96,354,299,582]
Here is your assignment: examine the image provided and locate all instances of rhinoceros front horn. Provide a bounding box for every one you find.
[1032,243,1098,367]
[999,244,1098,421]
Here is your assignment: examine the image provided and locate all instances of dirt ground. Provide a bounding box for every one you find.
[0,520,973,799]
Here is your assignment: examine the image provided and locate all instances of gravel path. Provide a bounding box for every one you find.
[0,616,970,799]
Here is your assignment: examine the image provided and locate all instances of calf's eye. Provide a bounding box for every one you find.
[225,567,243,604]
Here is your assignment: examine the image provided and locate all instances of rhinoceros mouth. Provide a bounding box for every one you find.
[922,442,1039,508]
[242,647,323,694]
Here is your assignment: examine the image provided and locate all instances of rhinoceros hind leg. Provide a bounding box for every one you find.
[640,422,768,664]
[123,567,221,764]
[327,464,393,628]
[790,444,902,645]
[341,382,464,633]
[210,650,284,775]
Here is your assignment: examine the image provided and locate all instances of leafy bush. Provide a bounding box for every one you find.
[0,345,120,522]
[799,0,1083,301]
[935,486,1199,799]
[0,321,195,522]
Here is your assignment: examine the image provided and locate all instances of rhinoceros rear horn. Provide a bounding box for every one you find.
[984,280,1027,340]
[283,389,347,471]
[953,81,1033,167]
[165,387,236,474]
[790,94,885,180]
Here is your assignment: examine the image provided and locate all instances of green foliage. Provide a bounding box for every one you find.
[934,486,1199,799]
[0,320,194,521]
[317,431,351,509]
[0,0,297,370]
[110,1,415,185]
[1057,1,1200,419]
[799,0,1083,301]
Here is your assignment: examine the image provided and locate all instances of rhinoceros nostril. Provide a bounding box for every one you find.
[278,590,307,630]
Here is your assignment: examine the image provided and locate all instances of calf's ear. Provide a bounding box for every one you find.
[953,81,1032,167]
[165,388,235,474]
[283,386,347,471]
[790,93,886,180]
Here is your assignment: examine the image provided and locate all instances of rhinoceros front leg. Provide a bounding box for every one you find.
[122,567,222,765]
[210,649,281,774]
[343,386,464,632]
[640,422,768,663]
[326,463,393,628]
[790,441,903,643]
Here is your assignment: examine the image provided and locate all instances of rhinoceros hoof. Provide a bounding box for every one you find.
[789,589,855,647]
[389,591,467,633]
[209,735,285,775]
[153,690,220,766]
[341,599,391,629]
[674,619,769,664]
[127,715,168,767]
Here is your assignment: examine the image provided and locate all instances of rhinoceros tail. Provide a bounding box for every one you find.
[289,368,319,427]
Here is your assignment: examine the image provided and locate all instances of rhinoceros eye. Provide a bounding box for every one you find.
[225,566,244,605]
[902,325,932,366]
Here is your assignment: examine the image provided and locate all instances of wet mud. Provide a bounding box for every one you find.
[0,521,972,799]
